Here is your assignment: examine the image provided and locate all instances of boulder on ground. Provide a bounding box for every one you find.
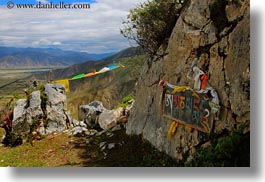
[79,101,106,127]
[98,107,124,130]
[69,126,88,136]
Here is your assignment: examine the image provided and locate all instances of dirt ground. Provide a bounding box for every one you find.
[0,127,179,167]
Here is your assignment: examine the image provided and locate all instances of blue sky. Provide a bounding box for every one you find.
[0,0,146,53]
[0,0,96,5]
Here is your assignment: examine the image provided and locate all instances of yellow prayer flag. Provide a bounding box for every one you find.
[54,79,70,92]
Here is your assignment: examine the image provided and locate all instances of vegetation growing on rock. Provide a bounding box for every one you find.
[115,95,134,109]
[120,0,184,56]
[185,122,250,167]
[125,0,250,166]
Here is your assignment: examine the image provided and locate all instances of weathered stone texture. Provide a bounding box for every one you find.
[11,84,70,142]
[126,0,250,161]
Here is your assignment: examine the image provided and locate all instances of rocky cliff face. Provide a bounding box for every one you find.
[127,0,250,161]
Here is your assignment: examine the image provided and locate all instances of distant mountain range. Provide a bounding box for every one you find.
[0,46,115,68]
[34,46,145,80]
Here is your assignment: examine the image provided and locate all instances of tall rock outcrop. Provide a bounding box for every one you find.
[12,91,43,138]
[6,84,70,146]
[44,84,68,134]
[127,0,250,161]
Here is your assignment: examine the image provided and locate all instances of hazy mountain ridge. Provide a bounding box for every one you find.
[34,46,145,80]
[0,46,115,68]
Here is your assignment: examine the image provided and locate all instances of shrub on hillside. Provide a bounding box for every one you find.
[185,122,250,167]
[116,95,134,109]
[120,0,184,57]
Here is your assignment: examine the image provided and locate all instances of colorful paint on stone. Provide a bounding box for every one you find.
[160,81,220,133]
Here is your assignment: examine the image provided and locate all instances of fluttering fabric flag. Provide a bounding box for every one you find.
[52,63,124,92]
[71,73,86,80]
[108,64,119,70]
[54,79,70,92]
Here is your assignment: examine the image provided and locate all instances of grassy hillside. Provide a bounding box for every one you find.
[0,126,178,167]
[0,70,32,112]
[67,54,147,118]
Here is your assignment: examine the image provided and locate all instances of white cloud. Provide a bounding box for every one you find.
[32,39,62,46]
[52,41,62,46]
[0,0,147,53]
[36,0,49,4]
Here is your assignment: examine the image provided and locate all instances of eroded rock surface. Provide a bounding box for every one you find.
[127,0,250,161]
